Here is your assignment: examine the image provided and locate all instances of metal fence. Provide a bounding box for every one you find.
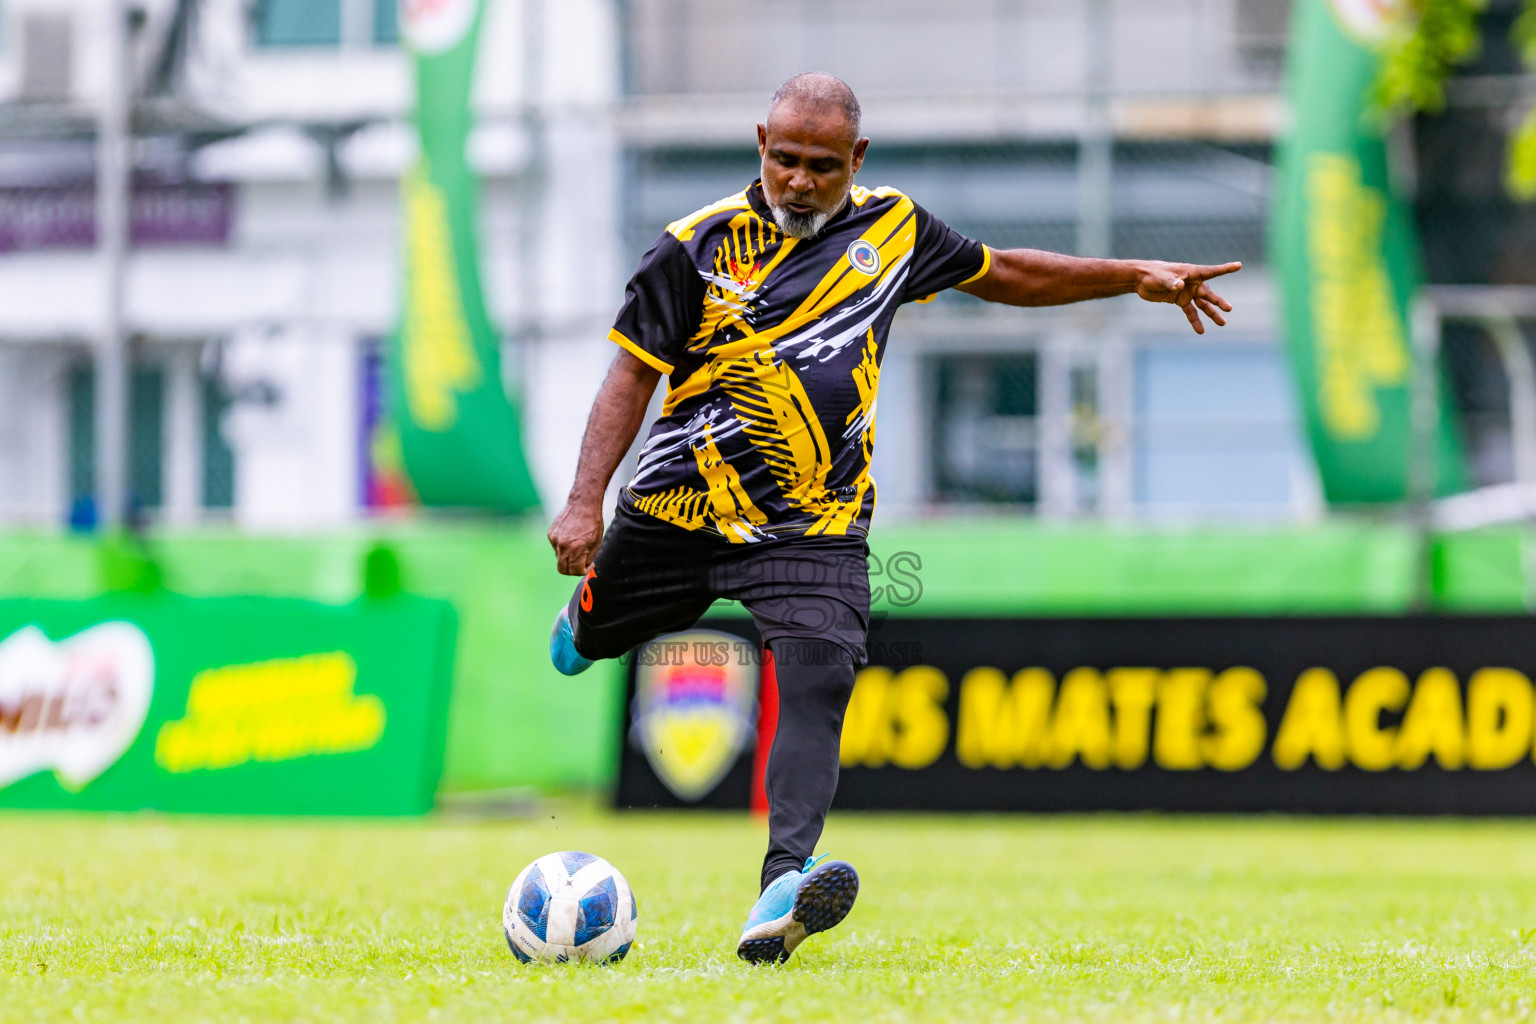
[626,137,1299,521]
[628,140,1269,265]
[621,0,1290,99]
[1412,0,1536,516]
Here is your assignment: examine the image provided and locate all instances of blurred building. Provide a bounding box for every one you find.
[0,0,620,528]
[0,0,1524,531]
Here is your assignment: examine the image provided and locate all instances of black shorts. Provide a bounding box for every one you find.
[567,503,872,665]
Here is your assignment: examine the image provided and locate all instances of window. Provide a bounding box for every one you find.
[1132,347,1304,514]
[68,362,237,521]
[373,0,399,45]
[256,0,340,47]
[68,365,165,516]
[255,0,398,48]
[930,354,1039,505]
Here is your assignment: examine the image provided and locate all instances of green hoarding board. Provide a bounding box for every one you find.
[0,521,1531,794]
[0,595,455,814]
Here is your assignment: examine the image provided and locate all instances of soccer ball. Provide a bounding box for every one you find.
[502,851,638,964]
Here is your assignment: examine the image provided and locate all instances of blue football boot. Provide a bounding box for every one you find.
[737,853,859,964]
[549,606,593,676]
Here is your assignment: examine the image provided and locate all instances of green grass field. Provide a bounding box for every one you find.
[4,810,1536,1023]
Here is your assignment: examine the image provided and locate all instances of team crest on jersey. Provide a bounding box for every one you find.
[727,257,762,290]
[847,239,881,276]
[630,629,758,801]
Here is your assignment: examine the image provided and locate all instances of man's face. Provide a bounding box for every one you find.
[757,103,869,239]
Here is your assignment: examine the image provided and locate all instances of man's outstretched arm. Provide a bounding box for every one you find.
[547,349,661,576]
[956,250,1242,335]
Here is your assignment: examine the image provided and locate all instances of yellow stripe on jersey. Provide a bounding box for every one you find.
[783,196,915,326]
[693,425,770,542]
[846,328,880,464]
[805,330,881,536]
[633,485,709,530]
[659,197,919,416]
[713,351,832,511]
[630,430,772,541]
[850,184,907,207]
[803,475,872,536]
[666,192,752,242]
[915,243,991,303]
[608,328,674,375]
[959,243,993,285]
[690,216,799,346]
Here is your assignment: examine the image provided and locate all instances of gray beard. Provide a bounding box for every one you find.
[768,201,834,239]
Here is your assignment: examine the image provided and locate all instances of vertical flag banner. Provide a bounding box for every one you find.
[390,0,540,511]
[1271,0,1464,503]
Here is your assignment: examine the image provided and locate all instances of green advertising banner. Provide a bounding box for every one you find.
[1272,0,1464,503]
[390,0,540,511]
[0,595,456,814]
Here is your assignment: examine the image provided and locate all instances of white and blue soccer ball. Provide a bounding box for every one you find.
[502,851,638,964]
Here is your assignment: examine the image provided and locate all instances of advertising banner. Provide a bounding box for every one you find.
[389,0,540,511]
[617,615,1536,813]
[0,179,232,252]
[1271,0,1463,502]
[0,595,456,815]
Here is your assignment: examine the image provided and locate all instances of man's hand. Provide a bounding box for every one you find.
[1133,261,1242,335]
[548,499,605,576]
[956,249,1242,332]
[546,348,661,576]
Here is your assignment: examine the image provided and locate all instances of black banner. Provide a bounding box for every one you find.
[615,616,1536,813]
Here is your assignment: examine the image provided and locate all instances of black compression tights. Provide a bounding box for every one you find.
[760,637,858,892]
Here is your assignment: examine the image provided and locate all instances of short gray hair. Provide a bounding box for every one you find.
[767,72,861,143]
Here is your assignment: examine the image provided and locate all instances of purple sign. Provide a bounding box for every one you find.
[0,181,232,252]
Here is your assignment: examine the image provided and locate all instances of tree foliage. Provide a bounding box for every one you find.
[1513,0,1536,196]
[1376,0,1536,198]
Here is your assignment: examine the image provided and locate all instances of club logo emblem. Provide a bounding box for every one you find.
[847,239,881,276]
[0,622,154,792]
[631,630,758,801]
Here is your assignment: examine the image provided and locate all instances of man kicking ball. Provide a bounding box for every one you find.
[547,72,1241,964]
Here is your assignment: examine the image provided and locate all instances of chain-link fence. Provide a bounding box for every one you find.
[627,138,1295,520]
[1413,0,1536,508]
[621,0,1289,98]
[628,141,1268,269]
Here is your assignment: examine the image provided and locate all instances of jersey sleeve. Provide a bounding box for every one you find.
[901,202,991,304]
[608,233,705,375]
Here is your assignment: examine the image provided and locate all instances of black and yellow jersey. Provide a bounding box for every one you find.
[608,179,989,542]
